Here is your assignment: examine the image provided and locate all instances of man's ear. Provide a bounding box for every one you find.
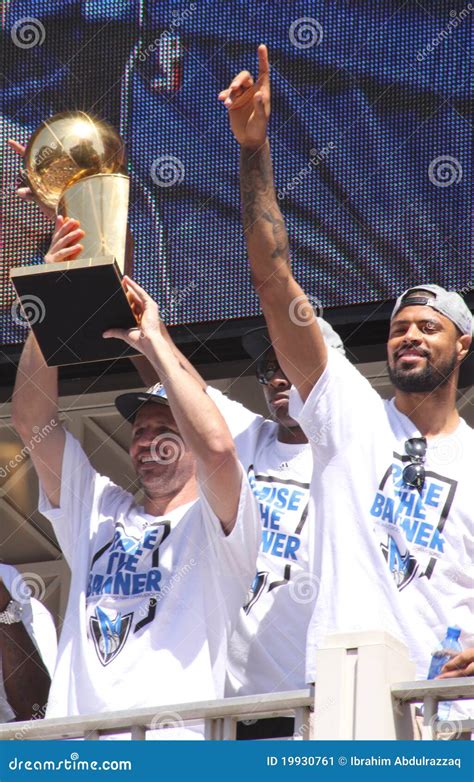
[457,333,472,362]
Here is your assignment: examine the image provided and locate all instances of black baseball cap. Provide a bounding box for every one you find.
[115,382,169,423]
[242,317,345,359]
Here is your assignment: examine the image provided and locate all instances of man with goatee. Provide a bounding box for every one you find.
[220,45,474,714]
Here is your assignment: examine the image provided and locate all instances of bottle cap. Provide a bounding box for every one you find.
[446,626,461,639]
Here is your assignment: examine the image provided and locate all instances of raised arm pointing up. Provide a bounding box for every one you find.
[219,44,327,401]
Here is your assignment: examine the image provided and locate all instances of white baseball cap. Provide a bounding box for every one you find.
[391,285,472,336]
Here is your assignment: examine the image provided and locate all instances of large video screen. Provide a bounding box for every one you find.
[1,0,472,348]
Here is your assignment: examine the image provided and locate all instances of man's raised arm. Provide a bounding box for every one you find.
[104,278,241,534]
[11,217,88,506]
[219,44,327,401]
[12,337,65,509]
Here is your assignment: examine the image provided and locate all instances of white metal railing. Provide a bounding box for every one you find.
[0,632,471,741]
[391,678,474,740]
[0,690,313,741]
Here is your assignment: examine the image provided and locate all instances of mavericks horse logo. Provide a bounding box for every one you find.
[90,606,133,666]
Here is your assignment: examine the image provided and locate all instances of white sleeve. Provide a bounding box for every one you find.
[199,463,260,620]
[29,598,57,677]
[38,431,109,567]
[206,386,264,437]
[0,565,24,595]
[289,351,385,462]
[206,386,265,466]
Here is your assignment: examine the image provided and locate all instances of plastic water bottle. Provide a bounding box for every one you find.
[428,626,462,679]
[427,626,462,721]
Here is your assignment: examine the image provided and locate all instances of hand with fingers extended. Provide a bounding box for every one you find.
[218,43,270,149]
[44,215,85,264]
[7,139,55,220]
[103,276,162,355]
[437,648,474,679]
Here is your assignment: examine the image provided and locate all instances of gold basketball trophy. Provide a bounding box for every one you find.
[10,111,138,366]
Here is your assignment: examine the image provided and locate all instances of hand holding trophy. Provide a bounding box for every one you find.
[10,111,138,366]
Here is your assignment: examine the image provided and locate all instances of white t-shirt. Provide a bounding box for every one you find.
[0,564,57,723]
[38,431,259,725]
[207,388,313,695]
[290,351,474,692]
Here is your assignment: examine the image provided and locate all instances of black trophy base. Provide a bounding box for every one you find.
[11,257,139,367]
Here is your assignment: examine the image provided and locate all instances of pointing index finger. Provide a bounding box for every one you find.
[257,44,270,84]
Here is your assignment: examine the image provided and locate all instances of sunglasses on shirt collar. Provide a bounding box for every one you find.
[402,437,427,491]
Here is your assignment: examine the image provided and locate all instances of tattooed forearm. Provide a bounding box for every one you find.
[240,142,290,268]
[262,210,290,261]
[240,141,274,230]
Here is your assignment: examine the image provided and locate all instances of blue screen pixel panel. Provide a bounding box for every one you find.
[1,0,471,346]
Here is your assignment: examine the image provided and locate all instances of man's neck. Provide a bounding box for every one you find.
[394,383,460,437]
[277,424,308,445]
[143,478,198,516]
